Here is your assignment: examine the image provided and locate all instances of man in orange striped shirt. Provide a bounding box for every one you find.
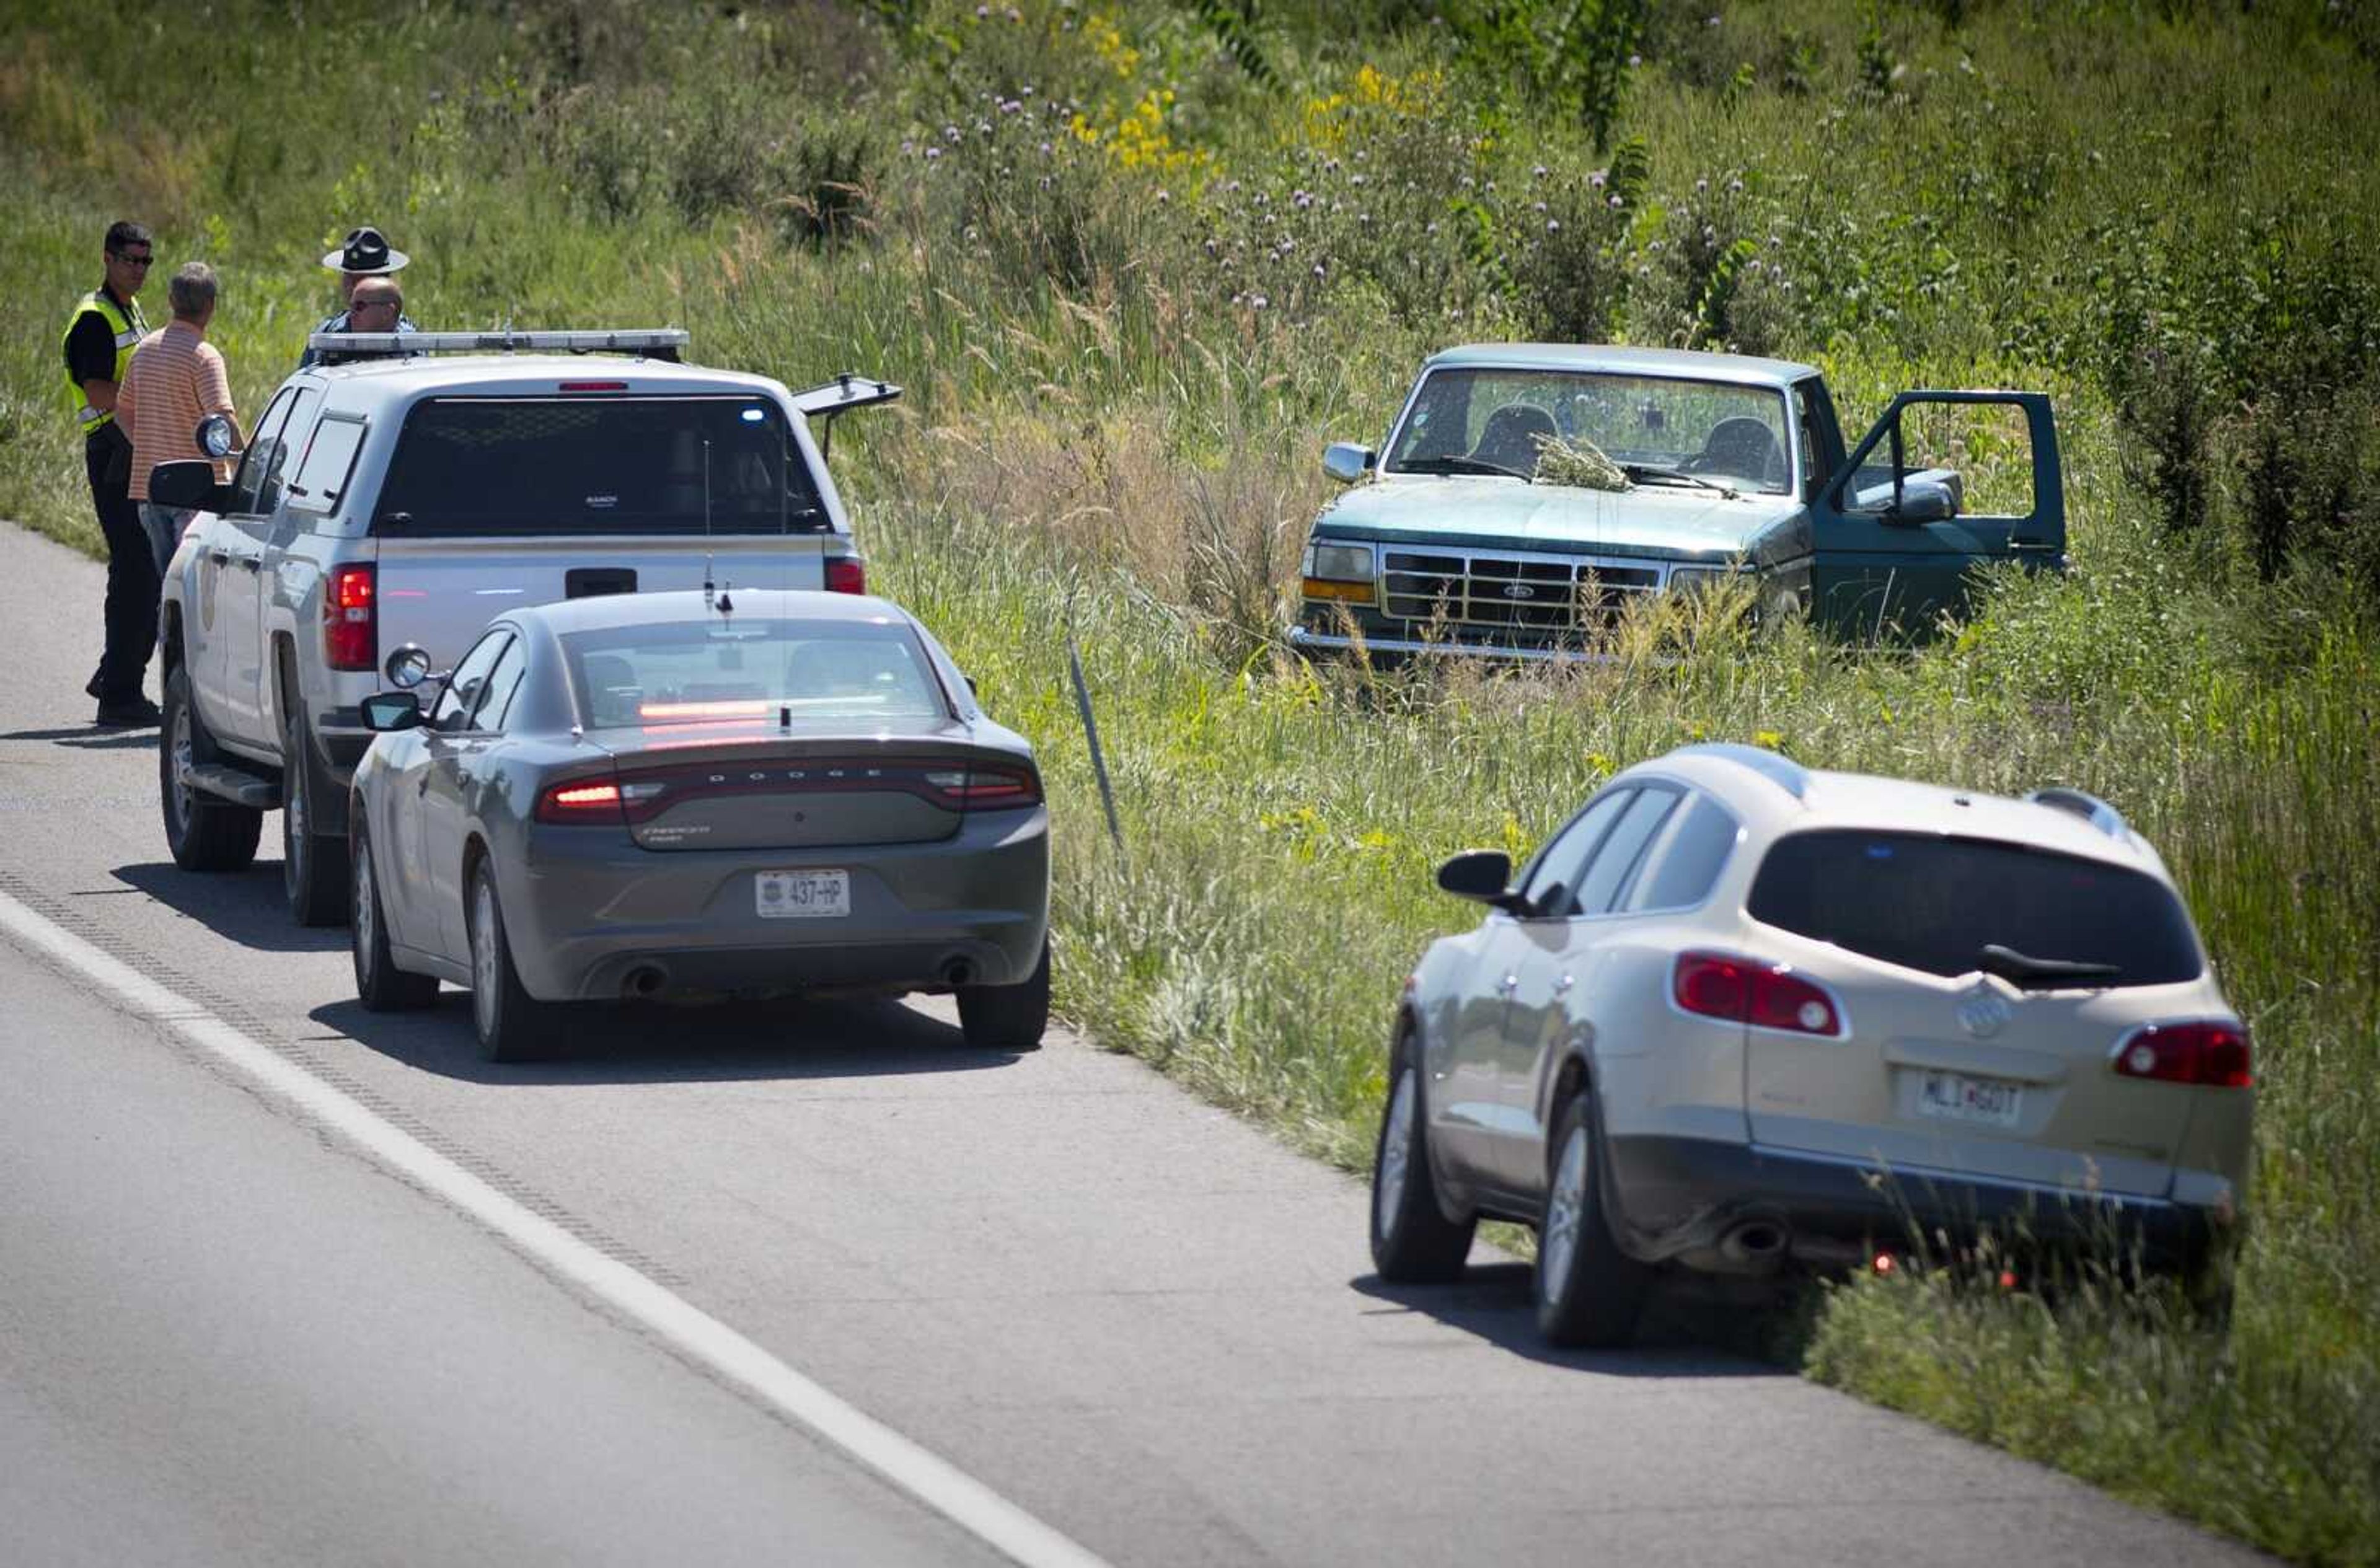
[119,261,243,578]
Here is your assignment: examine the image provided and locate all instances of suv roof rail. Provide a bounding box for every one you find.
[2024,786,2130,840]
[1672,742,1809,799]
[306,328,689,361]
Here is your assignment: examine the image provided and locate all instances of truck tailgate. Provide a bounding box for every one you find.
[372,534,829,669]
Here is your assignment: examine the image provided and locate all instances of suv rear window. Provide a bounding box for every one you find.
[373,395,827,537]
[1748,830,2202,987]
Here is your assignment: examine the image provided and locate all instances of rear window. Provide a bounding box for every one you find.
[1747,830,2202,987]
[373,395,827,537]
[562,618,951,729]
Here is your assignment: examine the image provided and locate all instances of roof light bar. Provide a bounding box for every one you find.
[304,328,690,359]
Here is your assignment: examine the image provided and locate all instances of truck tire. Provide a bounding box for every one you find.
[160,665,263,873]
[281,686,351,927]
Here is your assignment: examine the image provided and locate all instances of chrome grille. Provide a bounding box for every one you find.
[1381,548,1663,636]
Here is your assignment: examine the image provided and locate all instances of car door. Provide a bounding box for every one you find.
[412,630,516,962]
[198,385,297,739]
[1489,785,1680,1191]
[219,385,322,745]
[1809,391,2064,638]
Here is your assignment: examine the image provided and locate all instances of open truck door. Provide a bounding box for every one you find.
[1809,390,2065,638]
[790,373,902,464]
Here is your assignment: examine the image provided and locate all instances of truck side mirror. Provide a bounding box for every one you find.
[1322,442,1373,485]
[149,459,229,513]
[1892,478,1959,524]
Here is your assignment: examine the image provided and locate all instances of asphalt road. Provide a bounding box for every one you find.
[0,519,2262,1566]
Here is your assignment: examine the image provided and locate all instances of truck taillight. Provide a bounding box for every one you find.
[1673,952,1844,1037]
[824,556,865,595]
[324,564,376,671]
[2112,1021,2252,1088]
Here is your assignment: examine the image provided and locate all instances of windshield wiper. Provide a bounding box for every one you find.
[1621,462,1737,497]
[1977,943,2123,989]
[1397,455,1533,480]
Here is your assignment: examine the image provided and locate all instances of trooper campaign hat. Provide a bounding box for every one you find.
[321,224,409,275]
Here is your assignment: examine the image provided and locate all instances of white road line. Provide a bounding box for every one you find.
[0,886,1111,1568]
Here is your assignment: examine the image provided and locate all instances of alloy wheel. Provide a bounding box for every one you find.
[1377,1068,1417,1240]
[1543,1125,1589,1303]
[472,876,500,1039]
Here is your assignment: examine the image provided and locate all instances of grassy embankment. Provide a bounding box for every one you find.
[1,3,2372,1559]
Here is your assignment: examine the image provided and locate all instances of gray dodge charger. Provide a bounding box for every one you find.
[346,588,1050,1061]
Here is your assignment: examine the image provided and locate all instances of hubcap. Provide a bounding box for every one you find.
[1542,1125,1589,1303]
[472,876,499,1037]
[1377,1067,1416,1237]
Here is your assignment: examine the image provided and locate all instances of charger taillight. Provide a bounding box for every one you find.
[824,556,865,594]
[2112,1021,2252,1088]
[535,778,627,824]
[1673,952,1844,1036]
[923,765,1042,810]
[324,563,376,671]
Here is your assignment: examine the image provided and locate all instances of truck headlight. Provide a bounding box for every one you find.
[1667,565,1734,593]
[1303,541,1377,604]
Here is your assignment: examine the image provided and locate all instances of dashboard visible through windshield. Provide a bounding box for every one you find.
[1385,368,1795,495]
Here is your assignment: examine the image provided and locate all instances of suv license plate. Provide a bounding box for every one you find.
[1915,1070,2022,1129]
[756,870,848,919]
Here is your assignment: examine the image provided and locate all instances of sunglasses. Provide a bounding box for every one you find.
[112,252,154,266]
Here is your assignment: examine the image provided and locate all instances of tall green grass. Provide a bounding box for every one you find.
[3,2,2373,1559]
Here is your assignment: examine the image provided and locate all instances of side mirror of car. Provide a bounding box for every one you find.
[1890,478,1959,524]
[1437,849,1521,909]
[195,412,237,460]
[383,644,435,689]
[149,459,229,513]
[359,692,425,733]
[1322,442,1374,485]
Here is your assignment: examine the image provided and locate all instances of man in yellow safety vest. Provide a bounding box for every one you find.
[62,221,161,726]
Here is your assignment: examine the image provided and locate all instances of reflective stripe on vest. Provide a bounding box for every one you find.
[61,290,148,433]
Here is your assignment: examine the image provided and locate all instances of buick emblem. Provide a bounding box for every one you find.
[1956,985,2012,1039]
[1502,583,1536,600]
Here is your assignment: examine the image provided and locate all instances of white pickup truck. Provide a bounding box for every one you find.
[147,328,899,925]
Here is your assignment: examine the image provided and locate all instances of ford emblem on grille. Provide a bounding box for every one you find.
[1956,984,2012,1039]
[1501,583,1536,599]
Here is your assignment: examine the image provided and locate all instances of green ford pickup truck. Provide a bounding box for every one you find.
[1287,343,2065,659]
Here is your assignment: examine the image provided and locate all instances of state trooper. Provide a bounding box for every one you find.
[62,221,159,726]
[299,224,416,369]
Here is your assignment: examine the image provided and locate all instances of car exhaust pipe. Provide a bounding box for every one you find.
[1719,1220,1788,1269]
[940,957,975,988]
[622,965,668,1000]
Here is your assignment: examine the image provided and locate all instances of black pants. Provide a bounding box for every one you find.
[87,425,157,703]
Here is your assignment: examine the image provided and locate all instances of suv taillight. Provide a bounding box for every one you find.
[324,563,376,671]
[824,556,865,595]
[2112,1021,2252,1088]
[1673,952,1844,1037]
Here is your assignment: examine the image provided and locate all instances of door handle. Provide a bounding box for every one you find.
[1554,972,1574,994]
[234,554,262,572]
[1500,972,1520,995]
[208,549,231,566]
